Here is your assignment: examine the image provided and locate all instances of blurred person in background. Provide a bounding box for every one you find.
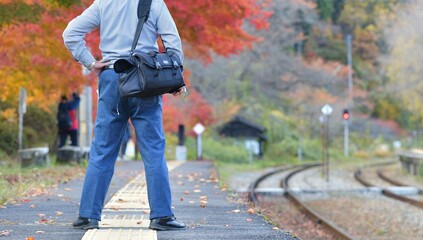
[57,92,80,147]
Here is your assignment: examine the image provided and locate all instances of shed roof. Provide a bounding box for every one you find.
[219,116,266,140]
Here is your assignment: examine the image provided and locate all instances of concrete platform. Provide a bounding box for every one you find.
[158,161,297,240]
[0,160,298,240]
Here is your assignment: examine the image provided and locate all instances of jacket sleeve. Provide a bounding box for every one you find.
[62,0,101,67]
[68,96,81,110]
[156,1,184,63]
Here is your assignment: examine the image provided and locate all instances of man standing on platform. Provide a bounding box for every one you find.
[62,0,186,231]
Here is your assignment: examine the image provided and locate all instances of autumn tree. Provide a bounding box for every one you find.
[0,0,272,136]
[381,1,423,124]
[187,0,351,133]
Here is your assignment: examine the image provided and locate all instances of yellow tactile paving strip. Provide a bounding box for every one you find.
[104,175,149,209]
[82,161,183,240]
[100,214,150,228]
[81,229,158,240]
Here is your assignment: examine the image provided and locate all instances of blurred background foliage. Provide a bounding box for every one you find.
[0,0,422,166]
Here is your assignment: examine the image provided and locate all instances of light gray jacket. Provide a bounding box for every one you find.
[63,0,183,68]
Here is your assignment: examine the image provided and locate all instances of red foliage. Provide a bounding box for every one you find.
[167,0,272,63]
[163,87,214,134]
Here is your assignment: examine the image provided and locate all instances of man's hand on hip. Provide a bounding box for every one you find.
[92,61,110,76]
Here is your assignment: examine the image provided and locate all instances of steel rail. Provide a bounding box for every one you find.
[247,165,299,204]
[281,164,356,240]
[353,160,396,187]
[376,170,408,187]
[354,163,423,209]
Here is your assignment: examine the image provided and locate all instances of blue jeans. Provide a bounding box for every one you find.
[78,69,173,220]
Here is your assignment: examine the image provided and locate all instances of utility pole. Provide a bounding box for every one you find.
[346,34,353,100]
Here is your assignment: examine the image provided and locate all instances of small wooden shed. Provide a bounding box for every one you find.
[219,116,266,157]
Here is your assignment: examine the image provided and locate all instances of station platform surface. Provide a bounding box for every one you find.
[0,160,298,240]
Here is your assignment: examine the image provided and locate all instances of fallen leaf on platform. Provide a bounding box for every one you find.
[39,218,49,224]
[117,199,126,203]
[180,197,184,201]
[55,211,63,216]
[22,199,31,203]
[248,208,255,214]
[26,237,35,240]
[0,230,11,236]
[246,218,252,222]
[200,203,206,208]
[184,191,190,195]
[231,210,241,213]
[142,210,150,214]
[136,221,142,225]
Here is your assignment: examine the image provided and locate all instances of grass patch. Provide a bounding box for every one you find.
[0,159,85,205]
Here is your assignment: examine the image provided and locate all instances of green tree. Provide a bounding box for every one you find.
[316,0,334,21]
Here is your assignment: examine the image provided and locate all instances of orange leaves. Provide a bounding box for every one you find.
[247,208,255,214]
[0,8,87,110]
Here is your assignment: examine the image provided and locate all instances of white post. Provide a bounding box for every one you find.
[85,86,93,146]
[196,134,202,160]
[18,87,27,150]
[193,123,205,160]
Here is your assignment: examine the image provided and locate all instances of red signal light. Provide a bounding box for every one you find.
[342,109,350,120]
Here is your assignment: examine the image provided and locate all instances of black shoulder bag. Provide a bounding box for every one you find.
[113,0,185,98]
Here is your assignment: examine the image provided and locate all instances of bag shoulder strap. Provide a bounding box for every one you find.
[131,0,153,54]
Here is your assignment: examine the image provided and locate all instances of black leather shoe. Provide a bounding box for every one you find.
[149,216,186,231]
[72,217,99,230]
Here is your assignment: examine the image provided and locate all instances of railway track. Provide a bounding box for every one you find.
[354,162,423,209]
[249,163,356,240]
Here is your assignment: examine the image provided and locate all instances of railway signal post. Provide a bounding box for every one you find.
[343,109,350,157]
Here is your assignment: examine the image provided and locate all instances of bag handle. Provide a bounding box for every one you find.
[130,0,153,56]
